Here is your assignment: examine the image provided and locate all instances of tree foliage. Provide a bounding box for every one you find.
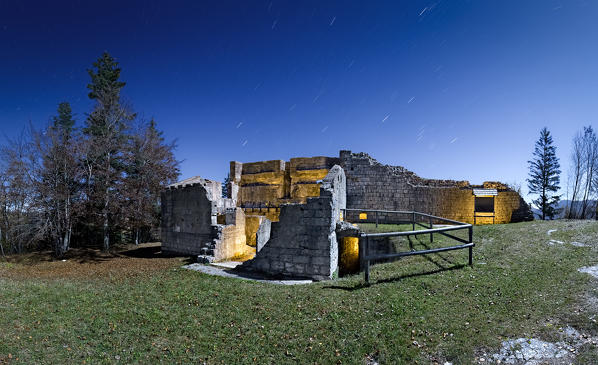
[82,52,136,251]
[527,127,561,220]
[222,173,230,198]
[123,120,179,245]
[0,53,179,256]
[35,102,82,257]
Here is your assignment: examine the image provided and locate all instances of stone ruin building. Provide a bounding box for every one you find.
[161,150,533,280]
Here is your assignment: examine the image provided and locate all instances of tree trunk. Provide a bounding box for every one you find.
[103,197,110,252]
[0,227,5,257]
[62,231,69,256]
[103,211,109,252]
[542,187,546,220]
[56,237,62,258]
[569,147,583,219]
[581,159,595,219]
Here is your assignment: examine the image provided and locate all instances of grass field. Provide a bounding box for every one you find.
[2,220,598,364]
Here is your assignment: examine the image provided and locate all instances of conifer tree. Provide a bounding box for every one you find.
[527,127,561,220]
[83,52,135,251]
[222,173,230,198]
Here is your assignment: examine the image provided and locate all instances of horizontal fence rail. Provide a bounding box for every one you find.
[341,209,474,283]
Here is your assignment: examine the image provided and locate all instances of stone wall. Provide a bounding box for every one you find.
[230,156,340,221]
[339,151,532,224]
[161,176,250,260]
[241,165,346,280]
[161,150,532,280]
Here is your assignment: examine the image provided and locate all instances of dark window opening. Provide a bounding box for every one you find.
[475,196,494,213]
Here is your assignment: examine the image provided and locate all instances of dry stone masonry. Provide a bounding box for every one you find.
[240,165,345,280]
[339,151,532,224]
[161,150,532,280]
[160,176,250,262]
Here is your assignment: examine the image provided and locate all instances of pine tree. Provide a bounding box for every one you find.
[222,173,230,198]
[52,102,75,133]
[527,127,561,220]
[83,52,135,251]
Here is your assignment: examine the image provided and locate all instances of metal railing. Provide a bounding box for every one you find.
[341,209,474,283]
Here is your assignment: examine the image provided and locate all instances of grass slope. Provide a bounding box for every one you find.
[1,220,598,364]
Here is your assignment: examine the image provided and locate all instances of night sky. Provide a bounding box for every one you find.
[1,1,597,199]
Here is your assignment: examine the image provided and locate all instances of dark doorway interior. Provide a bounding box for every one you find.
[474,196,494,213]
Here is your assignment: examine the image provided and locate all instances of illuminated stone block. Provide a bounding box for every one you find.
[291,183,321,200]
[339,237,359,275]
[359,212,367,220]
[244,216,262,247]
[290,168,330,183]
[240,171,285,186]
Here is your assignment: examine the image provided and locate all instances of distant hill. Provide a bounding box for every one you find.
[531,200,597,219]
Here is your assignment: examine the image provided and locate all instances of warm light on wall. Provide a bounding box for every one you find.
[359,213,367,220]
[339,237,360,274]
[244,216,262,247]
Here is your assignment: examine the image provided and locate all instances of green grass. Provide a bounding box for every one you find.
[2,220,598,364]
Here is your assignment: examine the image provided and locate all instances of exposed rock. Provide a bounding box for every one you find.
[579,265,598,279]
[490,326,598,364]
[256,218,271,252]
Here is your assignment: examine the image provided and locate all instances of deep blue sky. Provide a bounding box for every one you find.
[1,1,597,199]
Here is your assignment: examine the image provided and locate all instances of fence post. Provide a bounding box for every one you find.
[364,235,370,283]
[412,211,416,231]
[375,211,379,228]
[468,225,473,266]
[359,234,364,270]
[429,215,433,243]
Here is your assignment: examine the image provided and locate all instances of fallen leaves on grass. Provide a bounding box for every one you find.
[0,243,186,281]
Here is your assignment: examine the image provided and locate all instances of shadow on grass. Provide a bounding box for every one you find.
[323,264,468,292]
[63,244,193,264]
[120,245,196,264]
[119,245,163,258]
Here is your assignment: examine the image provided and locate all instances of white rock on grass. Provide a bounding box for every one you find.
[547,229,558,236]
[490,326,597,364]
[578,265,598,279]
[547,239,564,245]
[548,240,589,247]
[492,338,573,364]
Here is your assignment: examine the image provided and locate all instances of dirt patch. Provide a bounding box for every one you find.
[0,243,188,280]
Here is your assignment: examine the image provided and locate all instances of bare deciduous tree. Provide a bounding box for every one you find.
[566,126,598,219]
[0,128,41,254]
[123,120,179,245]
[33,102,82,257]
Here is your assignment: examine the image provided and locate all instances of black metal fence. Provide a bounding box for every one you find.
[341,208,474,283]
